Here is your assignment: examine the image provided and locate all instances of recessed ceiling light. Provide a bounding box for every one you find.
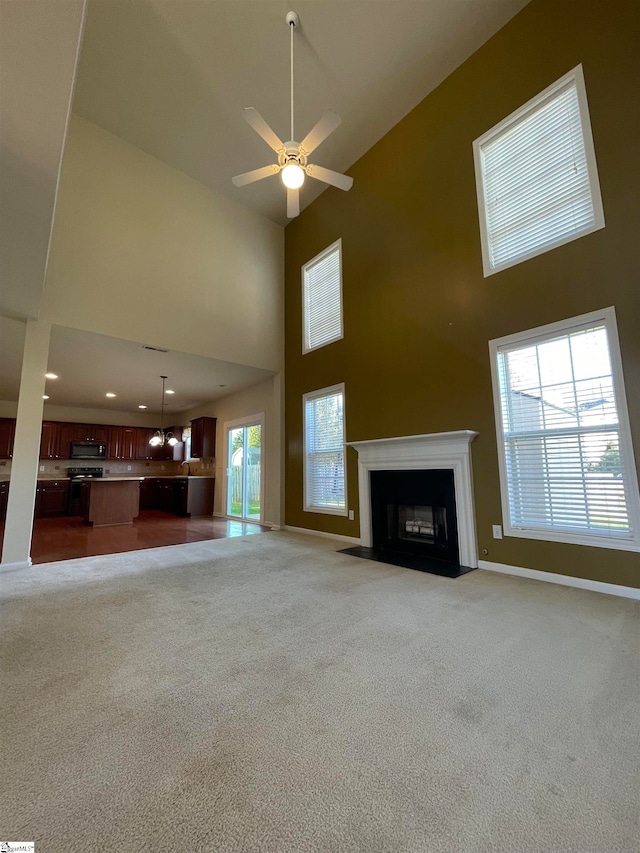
[165,389,175,395]
[45,372,58,380]
[138,405,147,409]
[42,395,49,400]
[106,392,116,398]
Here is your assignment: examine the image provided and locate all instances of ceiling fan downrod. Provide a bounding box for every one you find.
[231,7,353,219]
[286,11,299,144]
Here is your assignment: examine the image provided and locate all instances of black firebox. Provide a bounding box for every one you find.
[370,468,459,565]
[340,468,474,578]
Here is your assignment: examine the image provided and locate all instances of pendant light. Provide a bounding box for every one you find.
[149,375,178,447]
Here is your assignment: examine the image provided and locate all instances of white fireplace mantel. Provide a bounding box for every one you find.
[347,431,479,568]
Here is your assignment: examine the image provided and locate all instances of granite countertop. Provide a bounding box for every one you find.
[146,474,214,479]
[94,477,145,482]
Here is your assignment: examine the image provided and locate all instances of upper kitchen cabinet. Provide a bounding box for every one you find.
[108,426,136,460]
[58,422,109,459]
[75,424,109,443]
[0,418,16,459]
[56,422,77,460]
[40,421,60,459]
[151,426,184,462]
[135,427,157,461]
[190,417,216,458]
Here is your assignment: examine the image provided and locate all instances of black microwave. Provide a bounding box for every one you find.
[70,442,107,460]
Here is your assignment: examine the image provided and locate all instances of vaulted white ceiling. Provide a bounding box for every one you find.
[73,0,530,225]
[1,0,531,410]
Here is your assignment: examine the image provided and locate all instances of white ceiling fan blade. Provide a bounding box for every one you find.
[287,187,300,219]
[232,164,280,188]
[306,164,354,191]
[243,108,284,152]
[299,111,341,155]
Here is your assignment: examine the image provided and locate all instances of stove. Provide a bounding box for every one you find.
[67,467,104,480]
[67,467,103,515]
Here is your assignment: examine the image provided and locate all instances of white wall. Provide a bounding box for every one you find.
[41,114,284,372]
[184,376,282,528]
[3,113,285,564]
[0,1,85,320]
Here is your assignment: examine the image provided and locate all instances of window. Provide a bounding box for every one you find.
[489,308,640,551]
[474,65,605,276]
[183,426,192,460]
[302,239,343,353]
[303,384,346,515]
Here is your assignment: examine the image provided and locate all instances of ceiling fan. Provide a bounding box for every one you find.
[232,10,353,219]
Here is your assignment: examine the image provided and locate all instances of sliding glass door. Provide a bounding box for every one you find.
[227,422,262,522]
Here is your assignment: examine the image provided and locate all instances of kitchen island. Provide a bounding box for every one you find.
[81,477,143,526]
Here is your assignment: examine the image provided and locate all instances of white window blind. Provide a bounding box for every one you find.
[491,309,640,550]
[304,385,346,514]
[474,65,604,276]
[303,239,343,353]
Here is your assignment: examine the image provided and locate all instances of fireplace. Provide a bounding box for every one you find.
[341,431,479,578]
[371,468,459,566]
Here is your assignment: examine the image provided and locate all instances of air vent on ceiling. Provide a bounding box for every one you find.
[142,345,169,353]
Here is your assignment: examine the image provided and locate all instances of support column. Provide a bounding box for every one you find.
[2,319,51,568]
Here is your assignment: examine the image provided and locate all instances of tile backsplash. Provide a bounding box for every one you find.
[1,458,216,478]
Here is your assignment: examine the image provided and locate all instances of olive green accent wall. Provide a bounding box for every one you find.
[284,0,640,588]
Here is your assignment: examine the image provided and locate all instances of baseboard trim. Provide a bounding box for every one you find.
[0,558,33,573]
[284,525,361,546]
[478,560,640,601]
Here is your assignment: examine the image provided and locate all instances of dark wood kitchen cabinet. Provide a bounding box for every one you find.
[151,426,184,462]
[138,476,213,516]
[190,417,216,458]
[174,477,214,517]
[108,426,136,460]
[135,428,157,461]
[74,424,109,443]
[0,480,9,521]
[139,477,175,512]
[56,422,76,460]
[156,479,176,513]
[35,479,69,517]
[139,477,155,510]
[39,421,109,460]
[0,418,15,459]
[39,421,60,459]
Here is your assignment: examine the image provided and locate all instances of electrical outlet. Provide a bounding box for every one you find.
[348,510,354,521]
[492,524,503,539]
[161,465,165,470]
[40,465,45,472]
[127,465,131,471]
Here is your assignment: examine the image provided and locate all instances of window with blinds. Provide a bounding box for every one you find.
[490,308,640,551]
[473,65,605,277]
[302,239,343,353]
[303,384,346,515]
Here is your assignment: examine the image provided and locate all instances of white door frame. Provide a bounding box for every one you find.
[224,412,265,522]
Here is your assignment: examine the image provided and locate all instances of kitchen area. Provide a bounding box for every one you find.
[0,413,240,563]
[0,323,275,566]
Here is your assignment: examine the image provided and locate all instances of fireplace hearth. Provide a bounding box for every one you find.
[341,431,479,578]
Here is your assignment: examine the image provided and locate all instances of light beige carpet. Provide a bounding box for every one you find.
[1,532,639,852]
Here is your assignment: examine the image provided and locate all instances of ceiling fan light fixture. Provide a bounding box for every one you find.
[232,10,353,217]
[282,162,305,189]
